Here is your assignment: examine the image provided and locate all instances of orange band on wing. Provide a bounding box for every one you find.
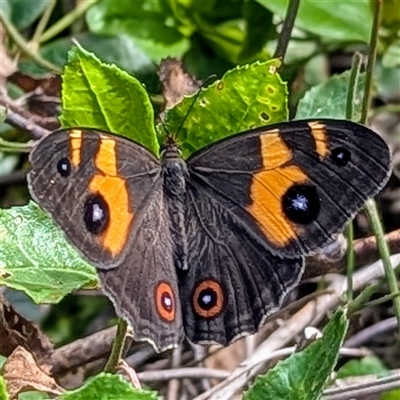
[70,129,83,167]
[308,121,329,159]
[95,135,118,175]
[89,137,134,256]
[247,132,308,247]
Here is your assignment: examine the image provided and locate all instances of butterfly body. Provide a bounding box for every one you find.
[27,119,392,351]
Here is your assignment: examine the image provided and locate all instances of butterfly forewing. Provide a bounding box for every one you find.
[28,129,184,350]
[187,119,392,258]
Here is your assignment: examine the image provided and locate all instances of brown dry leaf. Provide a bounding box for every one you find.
[158,58,202,109]
[117,359,142,390]
[0,294,53,360]
[2,346,64,399]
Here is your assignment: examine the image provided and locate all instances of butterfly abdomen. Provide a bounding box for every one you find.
[162,151,189,271]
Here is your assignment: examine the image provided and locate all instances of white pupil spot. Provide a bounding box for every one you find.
[293,195,308,210]
[163,294,172,308]
[202,294,212,305]
[92,204,104,222]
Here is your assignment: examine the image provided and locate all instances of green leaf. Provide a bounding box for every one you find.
[61,373,159,400]
[0,202,97,304]
[0,0,11,20]
[0,375,8,400]
[240,1,273,63]
[60,44,159,155]
[162,59,288,158]
[336,355,387,378]
[0,105,6,125]
[337,356,400,400]
[19,392,49,400]
[9,0,48,30]
[257,0,372,43]
[295,71,366,120]
[383,389,400,400]
[244,308,349,400]
[19,33,157,80]
[382,38,400,68]
[86,0,189,62]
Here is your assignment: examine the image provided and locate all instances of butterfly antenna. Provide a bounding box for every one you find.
[173,74,218,139]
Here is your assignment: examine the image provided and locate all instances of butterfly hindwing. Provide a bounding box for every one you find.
[179,178,304,344]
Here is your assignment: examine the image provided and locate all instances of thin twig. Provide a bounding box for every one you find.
[39,0,99,44]
[344,317,398,348]
[0,12,61,73]
[103,318,128,373]
[273,0,301,63]
[323,372,400,400]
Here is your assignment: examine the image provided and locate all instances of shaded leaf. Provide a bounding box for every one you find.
[19,33,157,80]
[257,0,372,43]
[9,0,48,30]
[86,0,189,62]
[0,202,97,304]
[295,71,366,120]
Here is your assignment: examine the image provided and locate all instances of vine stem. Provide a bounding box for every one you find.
[344,53,363,303]
[358,0,400,333]
[39,0,99,44]
[273,0,301,64]
[0,12,61,73]
[103,318,128,373]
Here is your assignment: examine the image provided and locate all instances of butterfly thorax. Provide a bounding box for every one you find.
[161,140,189,271]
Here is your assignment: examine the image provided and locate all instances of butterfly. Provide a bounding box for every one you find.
[27,119,392,351]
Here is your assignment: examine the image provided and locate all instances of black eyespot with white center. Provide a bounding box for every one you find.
[83,194,109,235]
[330,147,351,167]
[198,288,217,311]
[162,292,173,312]
[282,184,320,224]
[192,279,225,319]
[57,158,71,177]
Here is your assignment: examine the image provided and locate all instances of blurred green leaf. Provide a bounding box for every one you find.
[295,70,366,120]
[376,62,400,100]
[86,0,189,62]
[0,375,8,400]
[0,202,97,304]
[161,59,288,158]
[337,356,400,400]
[19,392,49,400]
[240,0,274,62]
[376,0,400,30]
[257,0,372,43]
[61,373,159,400]
[336,356,387,378]
[244,308,349,400]
[0,0,11,19]
[60,44,159,155]
[9,0,48,30]
[0,106,6,125]
[19,33,157,81]
[382,38,400,68]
